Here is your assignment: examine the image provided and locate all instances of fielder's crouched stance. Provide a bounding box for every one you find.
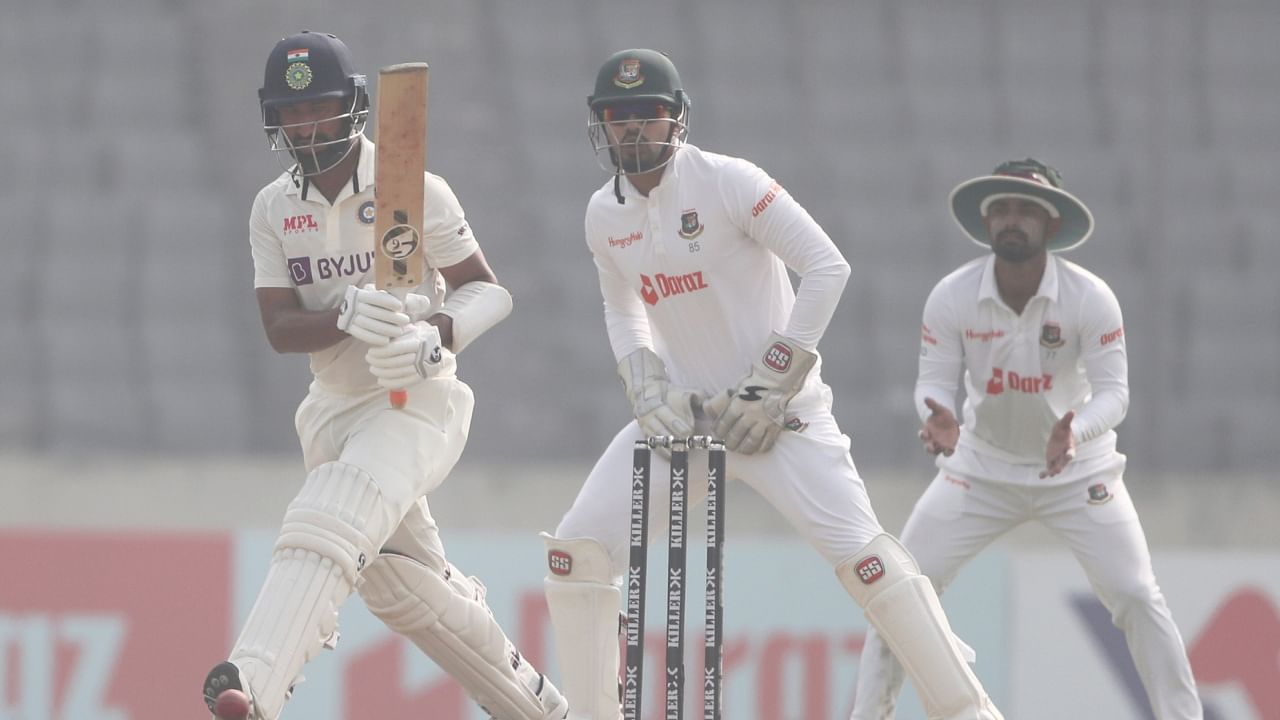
[540,47,1002,720]
[202,30,567,720]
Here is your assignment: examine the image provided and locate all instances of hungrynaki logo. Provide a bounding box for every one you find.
[985,367,1053,396]
[608,231,643,249]
[966,328,1006,342]
[283,214,319,234]
[638,271,710,306]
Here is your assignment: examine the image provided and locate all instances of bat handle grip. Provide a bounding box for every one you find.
[387,287,412,409]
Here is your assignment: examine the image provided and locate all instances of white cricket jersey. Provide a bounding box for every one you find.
[916,253,1129,471]
[585,144,849,408]
[249,135,478,393]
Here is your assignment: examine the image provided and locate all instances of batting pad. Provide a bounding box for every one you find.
[230,462,394,720]
[541,533,624,720]
[359,553,566,719]
[836,534,1004,720]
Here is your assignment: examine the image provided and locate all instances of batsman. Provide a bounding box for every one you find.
[201,30,568,720]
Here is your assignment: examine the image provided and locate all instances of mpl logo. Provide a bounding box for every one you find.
[1075,586,1280,719]
[283,214,319,234]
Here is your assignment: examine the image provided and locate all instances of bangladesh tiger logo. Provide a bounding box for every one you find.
[678,209,704,239]
[614,58,644,89]
[1041,321,1065,349]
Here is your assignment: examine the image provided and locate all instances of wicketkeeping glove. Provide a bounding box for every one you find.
[335,284,410,346]
[618,347,699,443]
[705,332,818,455]
[365,321,456,391]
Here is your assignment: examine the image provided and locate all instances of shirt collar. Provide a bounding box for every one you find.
[977,253,1061,306]
[282,135,374,202]
[354,134,375,189]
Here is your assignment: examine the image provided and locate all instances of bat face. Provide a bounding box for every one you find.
[373,63,428,291]
[372,62,428,409]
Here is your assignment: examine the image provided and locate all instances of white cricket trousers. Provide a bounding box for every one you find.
[851,455,1202,720]
[556,405,886,575]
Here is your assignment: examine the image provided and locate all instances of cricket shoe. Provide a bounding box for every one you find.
[203,661,256,720]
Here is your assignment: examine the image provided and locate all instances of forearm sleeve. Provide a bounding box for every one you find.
[1073,330,1128,443]
[725,161,850,350]
[596,255,652,361]
[1071,287,1129,443]
[914,286,964,423]
[437,281,513,353]
[784,256,851,350]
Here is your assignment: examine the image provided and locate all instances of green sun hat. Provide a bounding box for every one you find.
[949,158,1094,252]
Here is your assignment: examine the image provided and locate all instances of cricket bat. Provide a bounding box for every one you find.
[373,62,429,409]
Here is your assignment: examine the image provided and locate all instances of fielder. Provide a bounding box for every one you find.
[201,30,568,720]
[850,159,1202,719]
[540,48,1004,720]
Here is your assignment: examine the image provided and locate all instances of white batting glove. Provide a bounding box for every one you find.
[618,348,699,446]
[705,332,817,455]
[335,284,410,346]
[365,321,456,390]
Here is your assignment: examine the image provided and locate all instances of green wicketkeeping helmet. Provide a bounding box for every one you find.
[587,49,692,183]
[588,48,690,120]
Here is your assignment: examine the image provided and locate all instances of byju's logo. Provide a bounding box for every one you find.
[287,256,313,285]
